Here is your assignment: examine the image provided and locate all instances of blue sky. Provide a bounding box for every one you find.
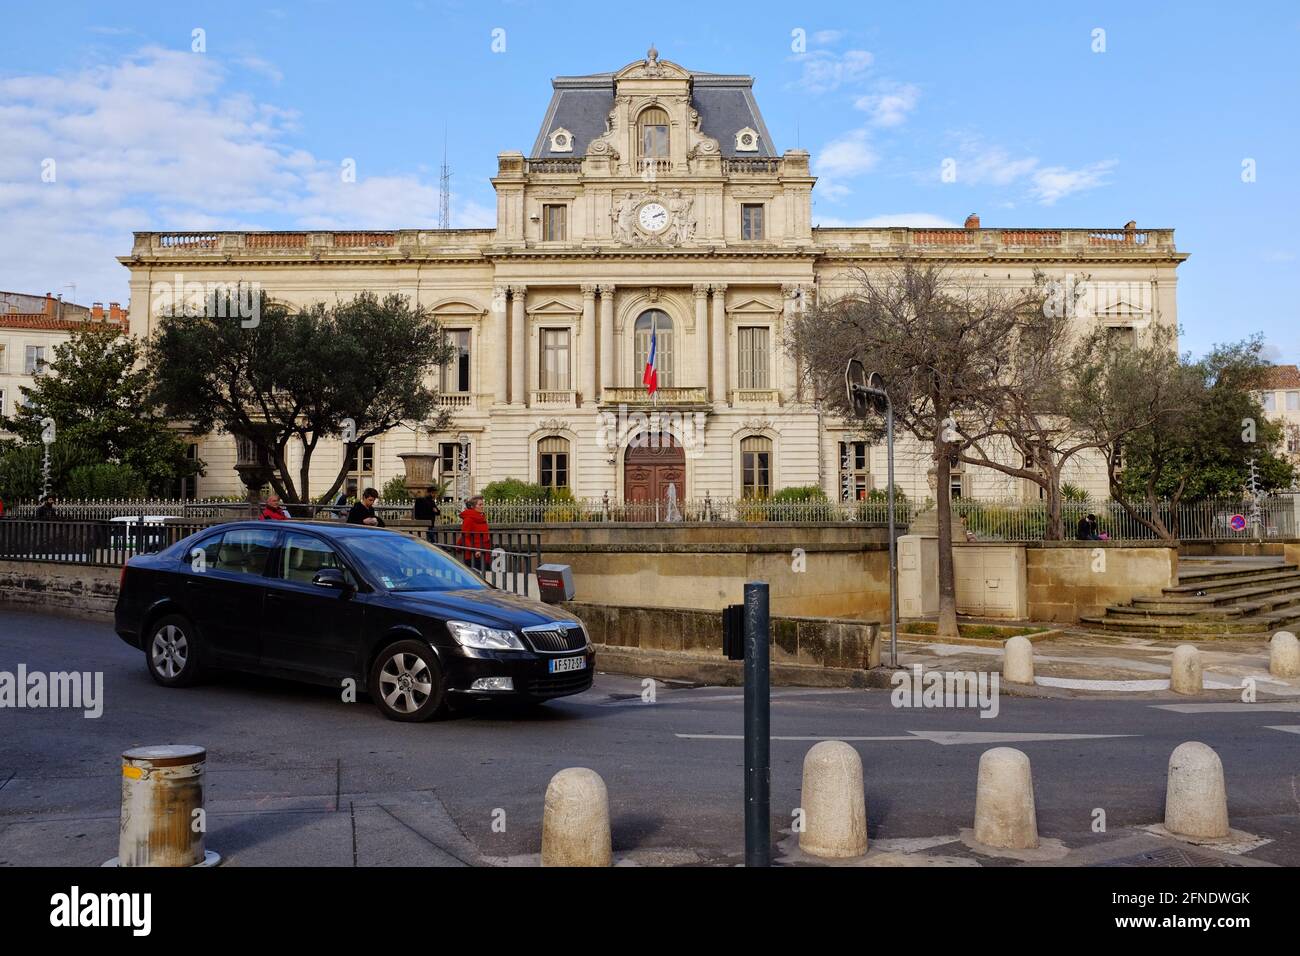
[1,0,1296,360]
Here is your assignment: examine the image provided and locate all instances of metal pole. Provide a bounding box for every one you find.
[743,580,770,867]
[886,402,898,668]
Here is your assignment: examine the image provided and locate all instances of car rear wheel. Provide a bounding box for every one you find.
[146,614,205,688]
[368,640,446,722]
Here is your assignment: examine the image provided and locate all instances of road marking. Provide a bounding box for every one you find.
[1152,702,1300,714]
[676,730,1135,746]
[1264,725,1300,735]
[1034,676,1249,692]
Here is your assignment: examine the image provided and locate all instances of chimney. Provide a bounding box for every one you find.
[109,302,123,323]
[92,302,104,320]
[964,213,981,230]
[44,293,56,316]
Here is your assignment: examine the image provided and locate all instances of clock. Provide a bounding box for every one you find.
[638,201,669,233]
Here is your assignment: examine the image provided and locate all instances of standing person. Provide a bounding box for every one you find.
[412,486,440,540]
[456,494,491,571]
[347,487,386,527]
[333,491,349,519]
[34,495,57,520]
[260,493,290,521]
[0,495,6,518]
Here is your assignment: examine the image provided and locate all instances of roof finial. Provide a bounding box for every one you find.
[647,43,658,64]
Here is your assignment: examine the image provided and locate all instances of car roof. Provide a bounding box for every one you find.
[206,520,400,539]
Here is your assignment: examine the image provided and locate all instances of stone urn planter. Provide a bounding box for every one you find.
[398,452,439,495]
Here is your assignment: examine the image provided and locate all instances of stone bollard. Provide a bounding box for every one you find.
[1164,741,1230,839]
[1169,644,1202,695]
[799,740,868,858]
[109,744,219,867]
[541,768,611,867]
[1002,636,1034,685]
[1269,631,1300,678]
[973,747,1039,849]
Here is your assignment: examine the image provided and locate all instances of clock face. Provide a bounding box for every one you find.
[638,202,669,233]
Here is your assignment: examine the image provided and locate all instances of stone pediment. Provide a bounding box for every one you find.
[527,297,581,317]
[614,47,691,82]
[728,296,781,315]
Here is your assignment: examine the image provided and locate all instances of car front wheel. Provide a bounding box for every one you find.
[146,614,205,687]
[368,640,446,722]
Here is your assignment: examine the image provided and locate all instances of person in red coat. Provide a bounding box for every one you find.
[456,495,491,571]
[260,493,290,520]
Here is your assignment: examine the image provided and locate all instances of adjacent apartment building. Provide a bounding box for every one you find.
[118,49,1188,506]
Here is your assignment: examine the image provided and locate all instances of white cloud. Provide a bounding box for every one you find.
[815,213,960,228]
[854,83,920,127]
[0,46,488,306]
[941,136,1116,205]
[1029,160,1118,205]
[812,30,846,44]
[792,49,874,94]
[816,129,878,178]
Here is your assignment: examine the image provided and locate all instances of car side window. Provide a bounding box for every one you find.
[211,528,278,576]
[280,533,352,586]
[186,534,224,570]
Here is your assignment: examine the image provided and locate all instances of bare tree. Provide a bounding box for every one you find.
[792,264,1028,639]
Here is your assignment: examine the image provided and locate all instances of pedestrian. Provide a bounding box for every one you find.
[347,487,386,527]
[0,495,5,518]
[1076,512,1099,541]
[413,486,440,540]
[456,494,491,570]
[34,495,57,521]
[260,493,290,521]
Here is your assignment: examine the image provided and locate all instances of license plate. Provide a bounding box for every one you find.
[549,655,586,674]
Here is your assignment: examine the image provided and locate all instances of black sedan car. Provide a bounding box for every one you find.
[114,521,594,720]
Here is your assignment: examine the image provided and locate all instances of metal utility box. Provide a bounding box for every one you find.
[536,563,575,604]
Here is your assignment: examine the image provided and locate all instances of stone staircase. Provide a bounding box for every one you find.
[1079,560,1300,637]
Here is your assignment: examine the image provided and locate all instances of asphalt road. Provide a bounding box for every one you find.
[1,609,1297,866]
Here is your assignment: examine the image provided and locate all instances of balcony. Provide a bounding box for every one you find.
[530,389,577,407]
[527,158,583,175]
[723,157,781,175]
[812,224,1181,258]
[731,388,782,405]
[436,392,474,409]
[600,386,710,408]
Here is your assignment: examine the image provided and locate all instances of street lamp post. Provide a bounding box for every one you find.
[846,361,899,668]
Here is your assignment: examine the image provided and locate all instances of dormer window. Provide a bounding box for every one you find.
[549,127,574,153]
[638,106,670,158]
[735,127,759,152]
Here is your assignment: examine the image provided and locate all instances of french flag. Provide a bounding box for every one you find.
[642,323,658,395]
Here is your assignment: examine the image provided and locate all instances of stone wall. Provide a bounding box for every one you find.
[0,561,119,621]
[542,539,891,620]
[1025,542,1177,623]
[563,601,880,670]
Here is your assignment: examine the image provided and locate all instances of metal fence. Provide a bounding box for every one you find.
[0,518,210,566]
[2,494,1296,542]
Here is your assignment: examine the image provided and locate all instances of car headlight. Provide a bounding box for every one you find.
[447,620,525,651]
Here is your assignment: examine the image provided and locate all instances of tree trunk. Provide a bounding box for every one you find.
[1043,467,1063,541]
[934,442,960,639]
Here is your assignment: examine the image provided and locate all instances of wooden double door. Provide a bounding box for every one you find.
[624,438,685,510]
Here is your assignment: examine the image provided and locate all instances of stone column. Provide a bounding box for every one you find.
[509,284,527,405]
[692,284,710,393]
[710,284,727,404]
[492,285,508,404]
[599,284,616,394]
[581,284,598,403]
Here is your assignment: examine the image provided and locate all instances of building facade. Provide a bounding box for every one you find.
[0,294,127,429]
[119,50,1188,505]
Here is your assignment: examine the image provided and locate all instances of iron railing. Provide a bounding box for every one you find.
[0,518,210,566]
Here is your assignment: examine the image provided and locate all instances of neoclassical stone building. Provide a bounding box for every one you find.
[120,50,1188,506]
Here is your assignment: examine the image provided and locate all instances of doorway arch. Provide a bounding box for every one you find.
[623,434,685,510]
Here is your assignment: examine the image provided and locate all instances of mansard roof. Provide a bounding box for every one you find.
[529,65,776,160]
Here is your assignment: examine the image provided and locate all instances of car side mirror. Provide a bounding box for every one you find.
[312,568,349,590]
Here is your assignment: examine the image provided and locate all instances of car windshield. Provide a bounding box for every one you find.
[344,532,487,592]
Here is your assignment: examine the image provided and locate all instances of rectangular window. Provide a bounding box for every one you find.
[950,469,966,500]
[1288,391,1299,411]
[439,441,470,481]
[0,344,6,373]
[741,204,765,240]
[737,326,770,389]
[741,437,772,498]
[538,436,570,489]
[838,441,870,501]
[642,125,669,158]
[349,443,375,476]
[24,345,46,375]
[542,204,567,242]
[0,387,5,418]
[440,329,471,393]
[539,328,571,390]
[1263,392,1277,412]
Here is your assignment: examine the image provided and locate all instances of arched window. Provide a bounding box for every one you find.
[633,310,674,389]
[638,107,670,158]
[741,435,772,498]
[538,436,570,490]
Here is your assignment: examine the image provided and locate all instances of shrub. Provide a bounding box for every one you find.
[381,475,409,500]
[481,478,552,501]
[65,462,148,499]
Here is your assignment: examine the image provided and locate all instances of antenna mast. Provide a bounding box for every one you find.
[438,126,451,230]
